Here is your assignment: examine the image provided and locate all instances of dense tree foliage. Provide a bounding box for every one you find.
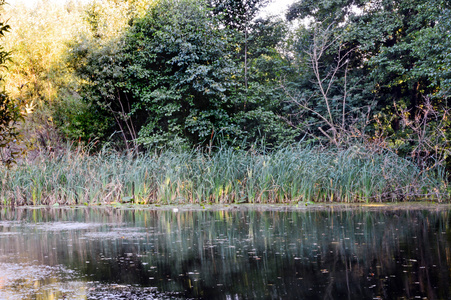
[68,0,296,149]
[285,0,451,167]
[2,0,450,172]
[0,0,23,166]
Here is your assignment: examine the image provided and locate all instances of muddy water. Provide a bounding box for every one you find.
[0,205,450,299]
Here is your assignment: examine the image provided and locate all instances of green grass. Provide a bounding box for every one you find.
[0,145,448,205]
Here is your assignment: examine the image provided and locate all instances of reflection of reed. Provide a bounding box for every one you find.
[0,208,450,299]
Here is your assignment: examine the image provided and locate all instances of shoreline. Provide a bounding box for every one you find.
[3,202,451,211]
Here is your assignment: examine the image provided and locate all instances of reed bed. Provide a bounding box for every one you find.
[0,145,448,205]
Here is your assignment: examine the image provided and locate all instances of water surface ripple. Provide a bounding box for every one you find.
[0,206,450,299]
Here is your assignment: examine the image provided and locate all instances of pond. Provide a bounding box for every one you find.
[0,205,450,299]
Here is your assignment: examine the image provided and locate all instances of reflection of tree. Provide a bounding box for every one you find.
[0,207,450,299]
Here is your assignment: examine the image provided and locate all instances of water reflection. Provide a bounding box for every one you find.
[0,206,450,299]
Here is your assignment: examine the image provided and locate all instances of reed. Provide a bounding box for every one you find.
[0,144,447,205]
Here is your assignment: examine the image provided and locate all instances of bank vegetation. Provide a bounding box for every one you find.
[0,0,450,204]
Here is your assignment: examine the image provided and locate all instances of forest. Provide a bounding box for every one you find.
[0,0,450,205]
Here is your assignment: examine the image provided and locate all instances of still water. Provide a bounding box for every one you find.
[0,205,450,299]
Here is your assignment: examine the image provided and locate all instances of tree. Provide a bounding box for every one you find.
[0,0,23,166]
[127,0,238,148]
[286,0,451,167]
[69,0,297,150]
[65,0,148,150]
[232,17,300,146]
[69,0,238,149]
[351,0,451,114]
[209,0,299,147]
[283,19,373,146]
[2,1,86,151]
[285,24,363,146]
[209,0,269,89]
[287,0,451,112]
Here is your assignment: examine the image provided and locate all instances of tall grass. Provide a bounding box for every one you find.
[0,145,448,205]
